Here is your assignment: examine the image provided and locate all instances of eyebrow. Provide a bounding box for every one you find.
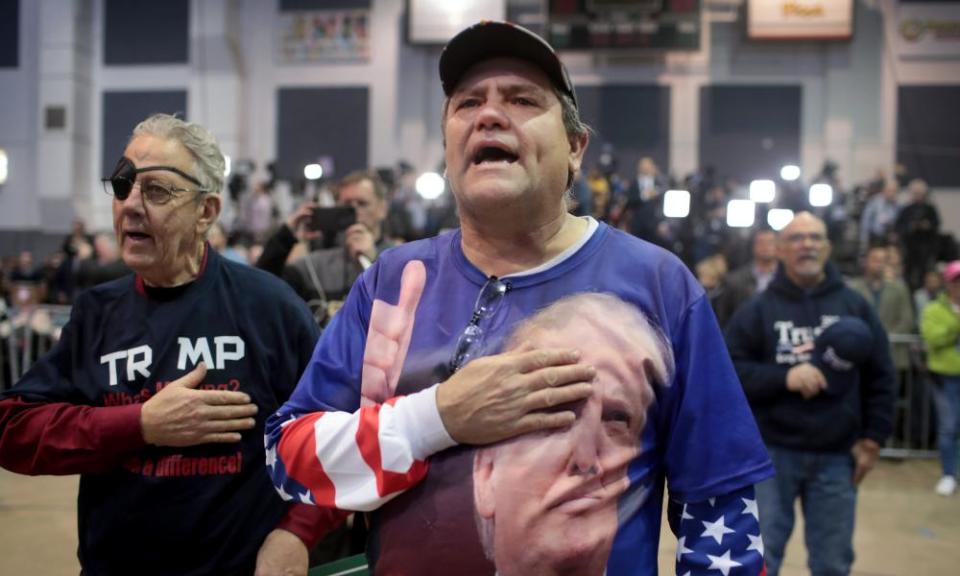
[455,80,549,100]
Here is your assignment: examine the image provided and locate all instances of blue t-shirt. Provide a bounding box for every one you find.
[274,221,772,575]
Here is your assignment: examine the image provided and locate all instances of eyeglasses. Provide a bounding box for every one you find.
[102,156,208,206]
[449,276,510,373]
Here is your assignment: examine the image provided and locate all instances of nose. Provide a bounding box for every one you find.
[568,400,603,477]
[474,99,510,132]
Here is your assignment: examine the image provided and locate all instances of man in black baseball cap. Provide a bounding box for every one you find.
[269,20,772,576]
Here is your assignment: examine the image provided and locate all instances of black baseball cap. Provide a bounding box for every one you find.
[439,21,578,110]
[812,317,874,397]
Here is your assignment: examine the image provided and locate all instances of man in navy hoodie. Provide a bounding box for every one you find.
[726,211,895,576]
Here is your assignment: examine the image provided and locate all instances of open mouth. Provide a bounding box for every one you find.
[472,145,518,165]
[125,231,152,242]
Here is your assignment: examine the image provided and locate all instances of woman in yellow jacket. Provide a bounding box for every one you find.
[921,261,960,496]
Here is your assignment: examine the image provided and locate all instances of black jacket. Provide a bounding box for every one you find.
[725,262,895,452]
[256,224,393,311]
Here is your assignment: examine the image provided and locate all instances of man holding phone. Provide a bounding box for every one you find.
[257,170,394,323]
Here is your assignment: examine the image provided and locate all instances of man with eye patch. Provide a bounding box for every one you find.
[0,114,340,575]
[473,293,667,576]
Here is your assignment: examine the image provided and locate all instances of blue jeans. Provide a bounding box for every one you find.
[755,446,856,576]
[933,375,960,477]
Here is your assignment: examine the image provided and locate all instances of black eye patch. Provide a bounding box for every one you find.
[102,156,207,201]
[107,157,139,200]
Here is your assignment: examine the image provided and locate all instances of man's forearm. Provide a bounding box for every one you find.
[268,385,456,512]
[276,503,351,549]
[0,397,145,475]
[734,361,791,402]
[257,224,298,277]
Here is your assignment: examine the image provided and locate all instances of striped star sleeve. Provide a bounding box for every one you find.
[667,485,766,576]
[265,384,456,512]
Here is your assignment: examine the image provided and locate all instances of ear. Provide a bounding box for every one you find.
[473,448,496,519]
[196,193,222,237]
[568,131,589,181]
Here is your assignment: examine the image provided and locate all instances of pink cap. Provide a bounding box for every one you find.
[944,260,960,283]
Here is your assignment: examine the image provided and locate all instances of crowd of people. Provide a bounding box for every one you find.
[3,124,954,334]
[0,18,958,576]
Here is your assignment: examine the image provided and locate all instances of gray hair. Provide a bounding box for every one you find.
[131,113,225,195]
[474,292,673,561]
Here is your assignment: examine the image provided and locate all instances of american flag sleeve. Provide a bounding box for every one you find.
[667,484,766,576]
[265,385,456,512]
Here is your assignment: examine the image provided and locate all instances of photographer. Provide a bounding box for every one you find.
[257,170,394,324]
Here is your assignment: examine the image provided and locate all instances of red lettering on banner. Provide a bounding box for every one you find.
[197,379,243,391]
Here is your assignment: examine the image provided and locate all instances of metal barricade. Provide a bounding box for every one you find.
[0,316,943,461]
[0,304,72,391]
[881,333,938,459]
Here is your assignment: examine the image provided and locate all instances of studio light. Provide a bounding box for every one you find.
[749,179,776,203]
[767,208,795,231]
[809,183,833,207]
[0,149,8,185]
[304,163,324,181]
[416,172,445,200]
[780,164,801,181]
[727,199,756,228]
[663,189,691,218]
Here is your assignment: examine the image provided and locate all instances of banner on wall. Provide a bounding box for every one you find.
[277,10,370,63]
[896,2,960,59]
[746,0,854,40]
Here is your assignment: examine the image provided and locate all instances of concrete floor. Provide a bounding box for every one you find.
[1,459,957,575]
